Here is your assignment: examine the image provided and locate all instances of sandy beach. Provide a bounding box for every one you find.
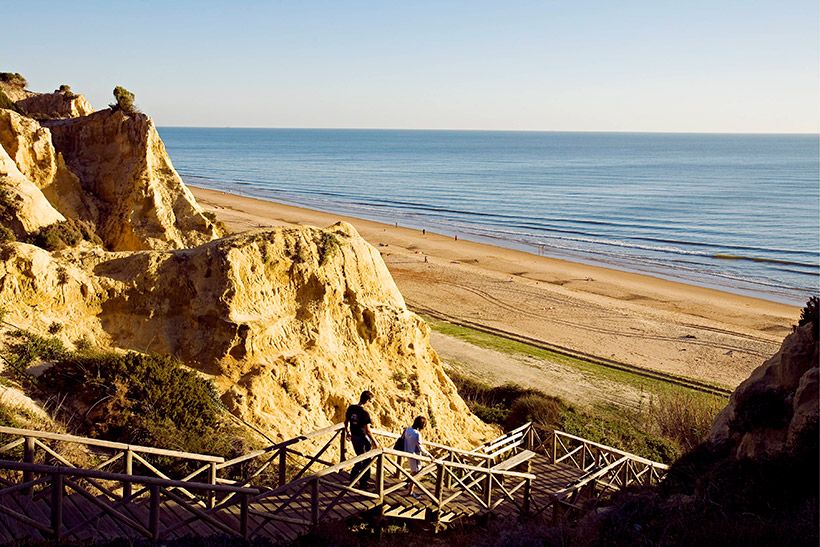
[191,186,800,389]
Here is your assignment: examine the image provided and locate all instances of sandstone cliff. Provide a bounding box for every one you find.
[16,91,94,120]
[0,76,493,449]
[709,316,818,460]
[45,110,221,251]
[0,109,94,221]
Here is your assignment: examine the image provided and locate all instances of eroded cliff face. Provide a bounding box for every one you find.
[78,223,492,445]
[16,91,94,120]
[0,142,65,237]
[0,78,494,448]
[45,110,221,251]
[0,109,94,221]
[709,320,818,460]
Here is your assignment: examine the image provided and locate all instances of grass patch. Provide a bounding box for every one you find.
[425,316,729,398]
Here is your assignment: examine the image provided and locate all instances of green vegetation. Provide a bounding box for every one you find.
[111,85,138,114]
[449,371,692,463]
[426,316,729,396]
[1,330,256,475]
[0,72,27,87]
[319,232,342,265]
[26,218,102,251]
[0,224,14,242]
[0,89,18,112]
[432,315,726,461]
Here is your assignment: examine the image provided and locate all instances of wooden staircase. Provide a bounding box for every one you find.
[0,422,668,543]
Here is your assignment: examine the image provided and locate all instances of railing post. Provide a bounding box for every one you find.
[240,492,249,538]
[376,453,384,504]
[310,478,320,526]
[50,473,63,540]
[123,449,133,499]
[434,461,445,504]
[207,462,217,509]
[23,436,35,495]
[445,452,453,489]
[551,431,557,464]
[484,469,492,508]
[149,484,160,540]
[278,448,287,487]
[581,442,587,471]
[522,477,532,517]
[339,430,346,463]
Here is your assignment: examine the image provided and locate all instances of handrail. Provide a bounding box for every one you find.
[0,459,258,494]
[370,427,492,460]
[0,426,225,463]
[553,430,669,469]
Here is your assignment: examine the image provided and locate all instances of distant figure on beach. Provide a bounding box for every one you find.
[422,229,426,235]
[454,234,458,241]
[344,391,379,490]
[402,416,433,498]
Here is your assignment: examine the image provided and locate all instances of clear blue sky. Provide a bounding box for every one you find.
[4,0,818,132]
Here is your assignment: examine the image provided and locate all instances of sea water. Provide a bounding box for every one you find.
[158,128,819,305]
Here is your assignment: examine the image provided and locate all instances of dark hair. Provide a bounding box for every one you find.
[359,390,374,404]
[412,416,427,430]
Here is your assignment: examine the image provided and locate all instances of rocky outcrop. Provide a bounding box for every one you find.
[0,242,106,344]
[0,144,65,237]
[80,223,493,445]
[16,91,94,120]
[45,110,221,251]
[0,77,493,450]
[708,320,818,460]
[0,109,94,221]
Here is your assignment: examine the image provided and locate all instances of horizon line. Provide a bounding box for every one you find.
[155,125,820,136]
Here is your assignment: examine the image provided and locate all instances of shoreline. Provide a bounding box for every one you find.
[190,185,799,388]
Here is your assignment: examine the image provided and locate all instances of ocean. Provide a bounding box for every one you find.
[158,128,819,306]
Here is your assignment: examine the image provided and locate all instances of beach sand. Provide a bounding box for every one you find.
[191,186,799,389]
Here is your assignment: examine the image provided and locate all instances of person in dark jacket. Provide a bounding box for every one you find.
[344,390,379,489]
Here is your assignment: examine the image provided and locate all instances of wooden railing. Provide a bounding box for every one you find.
[0,426,225,507]
[0,422,670,540]
[0,459,258,541]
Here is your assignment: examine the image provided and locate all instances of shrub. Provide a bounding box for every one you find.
[0,89,18,112]
[111,85,138,114]
[797,295,819,339]
[650,392,723,452]
[732,384,792,433]
[47,322,63,335]
[319,232,342,265]
[0,72,27,87]
[0,224,14,242]
[202,210,228,236]
[27,218,101,251]
[1,330,67,379]
[505,394,565,429]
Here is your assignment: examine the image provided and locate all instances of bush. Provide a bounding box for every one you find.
[0,224,14,242]
[27,218,101,251]
[40,351,220,437]
[732,384,792,433]
[111,85,138,114]
[650,392,723,452]
[505,394,564,429]
[1,330,67,380]
[0,89,18,112]
[798,295,819,339]
[0,72,27,87]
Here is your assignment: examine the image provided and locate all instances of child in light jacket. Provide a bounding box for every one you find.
[403,416,433,498]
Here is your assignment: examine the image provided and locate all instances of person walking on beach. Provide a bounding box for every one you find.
[344,390,379,490]
[402,416,433,498]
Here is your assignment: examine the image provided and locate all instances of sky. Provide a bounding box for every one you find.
[2,0,818,132]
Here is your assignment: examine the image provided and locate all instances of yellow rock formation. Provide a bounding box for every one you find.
[0,82,494,448]
[45,110,221,251]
